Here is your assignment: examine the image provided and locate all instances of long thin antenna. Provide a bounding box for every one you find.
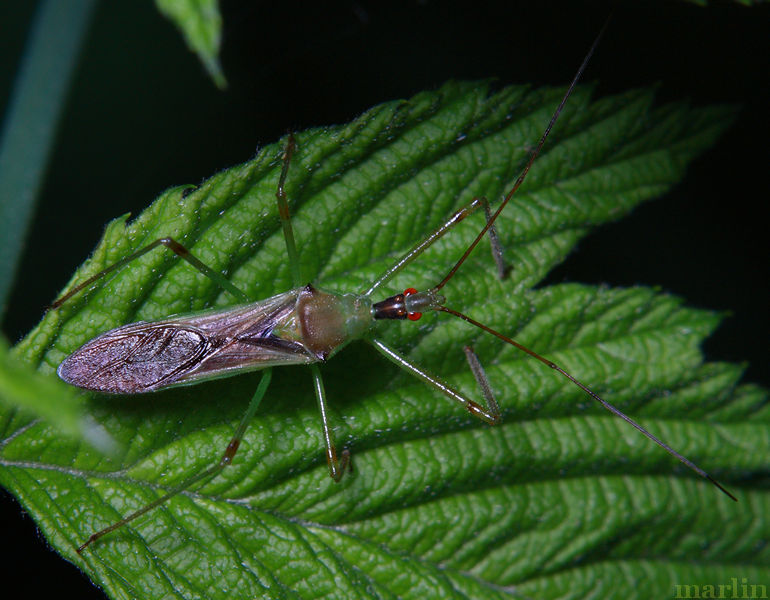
[425,15,735,501]
[438,305,737,501]
[434,18,610,292]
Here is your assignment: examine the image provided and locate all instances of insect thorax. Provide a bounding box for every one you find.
[291,284,373,360]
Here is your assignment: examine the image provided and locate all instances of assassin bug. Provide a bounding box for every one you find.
[51,26,735,553]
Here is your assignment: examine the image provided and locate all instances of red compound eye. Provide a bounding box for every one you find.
[403,288,422,321]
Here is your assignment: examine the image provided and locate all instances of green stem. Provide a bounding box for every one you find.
[0,0,97,321]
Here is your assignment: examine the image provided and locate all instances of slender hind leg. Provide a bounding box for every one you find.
[61,233,256,550]
[72,138,301,550]
[50,236,251,309]
[77,369,273,552]
[272,135,352,481]
[51,135,307,312]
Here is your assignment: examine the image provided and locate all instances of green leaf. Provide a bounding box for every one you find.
[0,335,113,453]
[5,82,767,599]
[155,0,225,89]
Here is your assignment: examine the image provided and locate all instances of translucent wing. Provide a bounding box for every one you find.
[58,289,318,393]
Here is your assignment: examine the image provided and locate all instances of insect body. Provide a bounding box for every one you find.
[58,285,372,393]
[54,27,735,553]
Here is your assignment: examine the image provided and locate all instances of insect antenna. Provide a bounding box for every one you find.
[434,18,607,294]
[422,17,736,502]
[436,306,737,501]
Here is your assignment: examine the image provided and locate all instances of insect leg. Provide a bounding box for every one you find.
[365,196,503,297]
[439,305,738,501]
[50,237,250,310]
[432,22,608,295]
[369,338,500,424]
[77,368,273,552]
[275,133,304,288]
[58,135,302,313]
[480,199,507,280]
[463,345,501,421]
[309,364,351,481]
[277,137,351,480]
[276,136,353,479]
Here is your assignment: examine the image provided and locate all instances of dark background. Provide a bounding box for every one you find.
[1,1,767,598]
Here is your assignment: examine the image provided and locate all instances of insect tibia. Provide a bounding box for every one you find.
[463,346,501,423]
